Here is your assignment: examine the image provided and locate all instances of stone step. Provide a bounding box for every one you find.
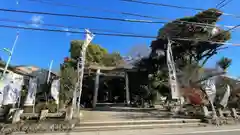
[20,112,64,119]
[92,107,160,112]
[79,119,202,127]
[75,122,207,132]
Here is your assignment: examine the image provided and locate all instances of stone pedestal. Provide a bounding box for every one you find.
[65,107,73,121]
[8,108,17,120]
[39,109,49,121]
[202,106,209,117]
[8,108,17,114]
[12,109,23,123]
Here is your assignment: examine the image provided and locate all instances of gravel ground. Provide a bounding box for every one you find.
[0,120,77,135]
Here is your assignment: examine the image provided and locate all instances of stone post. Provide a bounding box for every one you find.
[12,109,23,123]
[230,108,238,118]
[65,106,73,121]
[39,109,49,121]
[7,108,17,120]
[8,108,17,114]
[202,106,209,117]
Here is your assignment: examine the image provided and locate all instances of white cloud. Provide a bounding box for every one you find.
[30,15,44,27]
[63,28,71,36]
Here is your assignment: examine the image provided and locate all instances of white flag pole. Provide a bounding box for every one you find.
[166,39,179,100]
[47,60,54,84]
[1,32,19,80]
[74,29,94,112]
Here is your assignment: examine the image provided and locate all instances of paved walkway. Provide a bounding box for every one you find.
[13,125,240,135]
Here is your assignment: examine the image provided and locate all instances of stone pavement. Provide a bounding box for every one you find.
[12,125,240,135]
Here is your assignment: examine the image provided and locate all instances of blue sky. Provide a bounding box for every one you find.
[0,0,240,76]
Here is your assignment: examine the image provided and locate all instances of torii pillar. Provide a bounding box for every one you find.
[125,72,130,105]
[93,69,101,108]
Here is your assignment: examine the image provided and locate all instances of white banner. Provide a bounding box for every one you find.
[12,73,24,86]
[83,29,94,49]
[2,81,21,105]
[51,79,60,104]
[166,41,179,99]
[201,78,216,103]
[220,84,231,108]
[75,29,94,110]
[0,80,5,107]
[24,78,37,106]
[0,74,12,106]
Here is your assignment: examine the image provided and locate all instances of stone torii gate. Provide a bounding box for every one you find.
[87,65,132,108]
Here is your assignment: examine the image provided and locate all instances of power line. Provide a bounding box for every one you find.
[122,0,240,19]
[26,0,217,21]
[0,8,237,30]
[2,17,239,42]
[0,18,139,34]
[122,0,204,11]
[216,0,227,8]
[27,0,140,16]
[1,7,239,44]
[1,24,240,46]
[25,0,237,29]
[0,8,166,24]
[0,24,157,38]
[218,0,234,9]
[28,0,240,21]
